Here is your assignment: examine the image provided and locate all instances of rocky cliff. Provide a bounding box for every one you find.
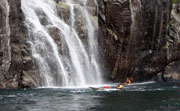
[0,0,23,88]
[0,0,40,88]
[98,0,180,82]
[0,0,180,88]
[163,1,180,82]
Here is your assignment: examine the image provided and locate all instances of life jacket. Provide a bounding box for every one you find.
[117,85,123,89]
[125,80,131,85]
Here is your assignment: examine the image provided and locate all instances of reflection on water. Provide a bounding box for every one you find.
[0,82,180,111]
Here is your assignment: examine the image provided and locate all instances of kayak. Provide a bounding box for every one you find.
[89,87,102,90]
[89,87,122,91]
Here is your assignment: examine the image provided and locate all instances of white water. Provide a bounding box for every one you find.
[81,0,103,84]
[21,0,103,87]
[0,0,11,71]
[5,0,11,69]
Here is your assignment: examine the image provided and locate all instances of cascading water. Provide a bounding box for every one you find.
[5,0,11,67]
[21,0,103,87]
[0,0,11,72]
[82,0,102,85]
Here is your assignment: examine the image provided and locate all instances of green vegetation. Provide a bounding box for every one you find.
[172,0,179,4]
[168,21,171,29]
[144,31,148,36]
[58,2,70,9]
[162,40,169,49]
[106,27,118,40]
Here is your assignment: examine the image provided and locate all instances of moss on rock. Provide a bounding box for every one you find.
[172,0,179,4]
[57,2,70,9]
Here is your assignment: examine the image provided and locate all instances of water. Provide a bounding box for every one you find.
[0,82,179,111]
[21,0,103,87]
[0,0,11,72]
[4,0,11,70]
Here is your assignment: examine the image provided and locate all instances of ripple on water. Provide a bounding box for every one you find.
[0,82,179,111]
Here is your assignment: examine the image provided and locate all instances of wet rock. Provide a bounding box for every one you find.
[0,74,20,89]
[10,81,19,89]
[39,14,49,26]
[0,0,41,89]
[57,1,70,24]
[21,48,29,56]
[0,82,6,89]
[98,0,175,82]
[48,27,62,53]
[163,60,180,82]
[0,0,180,89]
[165,1,180,82]
[23,61,33,71]
[86,0,97,8]
[56,0,98,42]
[73,5,88,41]
[98,0,132,81]
[0,0,24,88]
[167,2,180,61]
[48,27,61,45]
[23,56,32,61]
[22,71,38,88]
[0,0,11,81]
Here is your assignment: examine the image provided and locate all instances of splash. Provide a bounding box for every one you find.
[21,0,103,87]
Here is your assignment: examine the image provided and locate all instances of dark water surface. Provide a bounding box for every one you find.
[0,82,180,111]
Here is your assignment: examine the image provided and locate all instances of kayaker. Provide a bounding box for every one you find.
[124,77,131,85]
[117,83,123,89]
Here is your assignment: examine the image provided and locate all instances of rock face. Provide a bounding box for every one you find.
[163,1,180,82]
[0,0,23,88]
[98,0,180,82]
[0,0,180,88]
[0,0,40,88]
[0,0,11,87]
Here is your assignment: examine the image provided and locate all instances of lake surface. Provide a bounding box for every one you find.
[0,82,180,111]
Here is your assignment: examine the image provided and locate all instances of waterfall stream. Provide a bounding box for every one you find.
[5,0,11,69]
[0,0,11,72]
[21,0,103,87]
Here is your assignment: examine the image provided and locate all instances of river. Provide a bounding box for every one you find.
[0,82,179,111]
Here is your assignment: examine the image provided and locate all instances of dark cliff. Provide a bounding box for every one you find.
[98,0,180,82]
[0,0,23,88]
[163,1,180,82]
[0,0,180,88]
[0,0,40,88]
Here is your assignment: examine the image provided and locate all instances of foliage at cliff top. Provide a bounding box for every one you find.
[172,0,179,4]
[58,2,69,9]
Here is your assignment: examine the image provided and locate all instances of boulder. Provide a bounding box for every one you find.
[21,71,39,88]
[162,60,180,82]
[48,27,62,53]
[57,1,70,24]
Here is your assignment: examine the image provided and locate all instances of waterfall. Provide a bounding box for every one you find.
[0,0,11,72]
[5,0,11,67]
[21,0,103,87]
[80,0,102,84]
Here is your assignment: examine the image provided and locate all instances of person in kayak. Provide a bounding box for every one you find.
[124,77,131,85]
[117,83,123,89]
